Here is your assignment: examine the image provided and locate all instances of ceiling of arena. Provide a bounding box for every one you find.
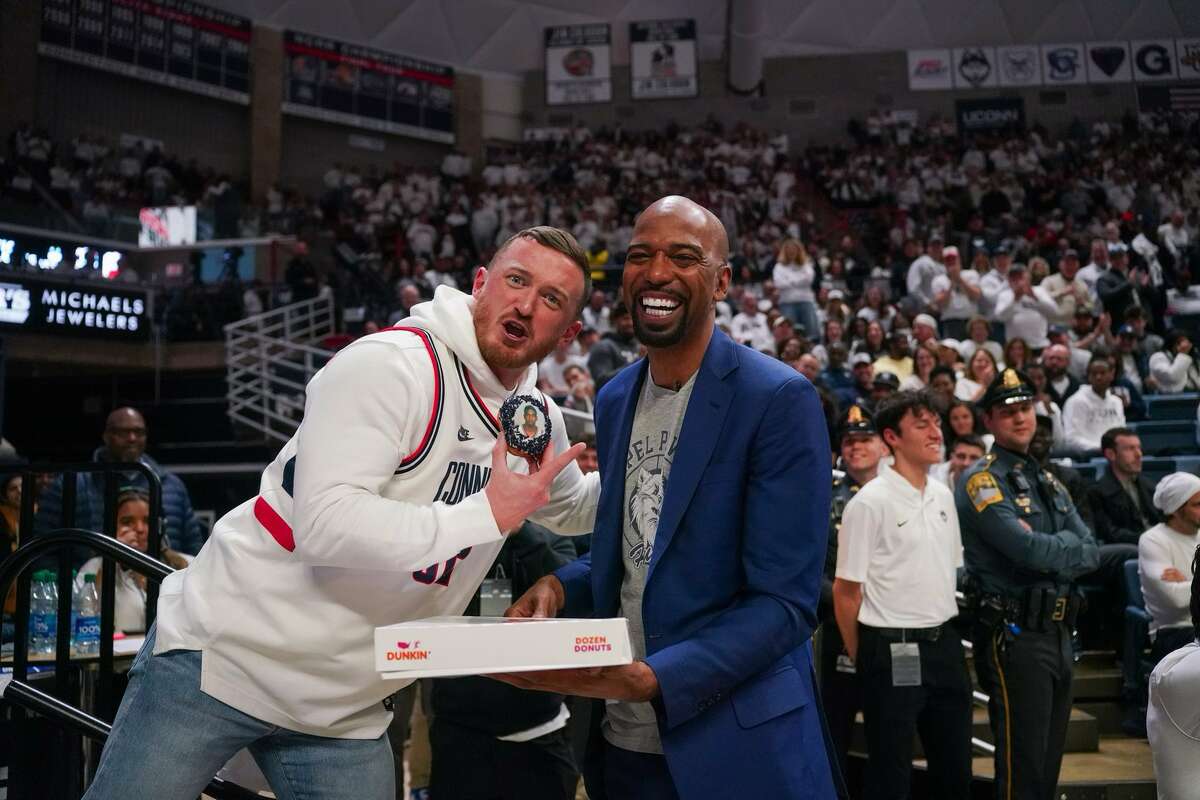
[206,0,1200,73]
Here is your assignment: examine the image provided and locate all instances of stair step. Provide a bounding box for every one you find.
[966,736,1155,798]
[851,706,1099,757]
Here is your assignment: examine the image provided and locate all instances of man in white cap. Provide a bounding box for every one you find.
[911,314,939,347]
[929,245,981,340]
[1140,473,1200,662]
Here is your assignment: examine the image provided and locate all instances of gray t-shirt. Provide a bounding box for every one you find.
[602,371,696,754]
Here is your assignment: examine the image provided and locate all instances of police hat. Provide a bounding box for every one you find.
[839,404,878,441]
[979,368,1036,410]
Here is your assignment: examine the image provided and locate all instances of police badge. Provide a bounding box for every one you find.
[499,394,553,462]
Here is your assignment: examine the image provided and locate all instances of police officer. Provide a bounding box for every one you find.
[955,369,1100,800]
[820,404,885,782]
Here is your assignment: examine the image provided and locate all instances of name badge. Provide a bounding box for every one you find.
[479,578,513,617]
[890,642,921,687]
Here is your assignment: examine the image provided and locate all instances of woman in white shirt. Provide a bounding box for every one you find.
[855,285,897,332]
[77,489,191,634]
[772,239,819,340]
[901,341,938,391]
[955,348,998,402]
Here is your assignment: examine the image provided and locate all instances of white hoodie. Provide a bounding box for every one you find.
[1149,351,1200,394]
[1061,385,1125,454]
[155,287,599,739]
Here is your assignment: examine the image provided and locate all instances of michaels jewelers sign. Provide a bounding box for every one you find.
[0,275,150,339]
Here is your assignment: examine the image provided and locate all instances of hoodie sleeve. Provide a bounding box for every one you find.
[291,340,504,571]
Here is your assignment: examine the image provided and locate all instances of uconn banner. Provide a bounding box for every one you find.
[955,97,1025,135]
[545,24,611,105]
[630,19,698,100]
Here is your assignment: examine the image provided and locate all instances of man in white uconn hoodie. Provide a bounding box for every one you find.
[84,228,602,800]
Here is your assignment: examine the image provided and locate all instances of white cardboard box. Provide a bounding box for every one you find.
[375,616,632,679]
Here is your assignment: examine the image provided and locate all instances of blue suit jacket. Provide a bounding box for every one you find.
[556,328,836,799]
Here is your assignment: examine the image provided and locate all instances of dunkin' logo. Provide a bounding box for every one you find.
[575,635,613,653]
[387,640,430,661]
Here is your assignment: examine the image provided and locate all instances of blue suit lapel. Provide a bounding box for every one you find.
[647,328,738,582]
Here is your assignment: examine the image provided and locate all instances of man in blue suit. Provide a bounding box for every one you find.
[501,196,838,799]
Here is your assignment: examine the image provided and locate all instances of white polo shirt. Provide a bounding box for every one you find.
[835,463,963,628]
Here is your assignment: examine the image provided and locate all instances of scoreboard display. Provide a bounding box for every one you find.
[39,0,251,104]
[282,31,455,144]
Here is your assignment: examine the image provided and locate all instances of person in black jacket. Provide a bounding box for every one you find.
[586,304,639,390]
[1087,427,1161,546]
[1030,416,1094,531]
[1096,243,1154,333]
[428,522,580,800]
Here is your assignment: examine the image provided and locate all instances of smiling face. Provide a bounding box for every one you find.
[970,349,997,384]
[471,236,585,380]
[884,406,944,468]
[623,197,731,349]
[841,433,884,475]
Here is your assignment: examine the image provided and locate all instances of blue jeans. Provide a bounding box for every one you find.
[781,301,820,341]
[83,624,394,800]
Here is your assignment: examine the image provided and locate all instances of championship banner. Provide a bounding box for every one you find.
[955,97,1025,135]
[1041,43,1087,85]
[545,24,611,105]
[907,49,953,90]
[1085,41,1132,83]
[1175,40,1200,80]
[951,47,998,89]
[282,31,455,144]
[996,45,1042,86]
[630,19,698,100]
[1131,40,1177,81]
[38,0,251,104]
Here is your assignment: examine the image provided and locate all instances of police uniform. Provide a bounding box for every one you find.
[955,370,1100,800]
[819,405,876,781]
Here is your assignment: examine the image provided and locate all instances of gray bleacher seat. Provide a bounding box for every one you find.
[1143,393,1200,422]
[1082,456,1181,488]
[1129,420,1198,456]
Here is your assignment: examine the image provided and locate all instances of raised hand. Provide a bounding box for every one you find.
[483,434,584,534]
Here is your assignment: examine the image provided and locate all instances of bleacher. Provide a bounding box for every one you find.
[1058,394,1200,485]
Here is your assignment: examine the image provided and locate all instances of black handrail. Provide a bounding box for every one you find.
[1,680,264,800]
[0,528,259,800]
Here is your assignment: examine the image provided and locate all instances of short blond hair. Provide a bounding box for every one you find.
[492,226,592,313]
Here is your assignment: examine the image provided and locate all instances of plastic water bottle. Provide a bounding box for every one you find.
[28,571,49,656]
[73,574,101,657]
[69,569,79,654]
[43,571,59,656]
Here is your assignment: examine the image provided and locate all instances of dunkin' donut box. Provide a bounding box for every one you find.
[375,616,632,679]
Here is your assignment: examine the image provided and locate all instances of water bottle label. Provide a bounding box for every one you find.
[74,616,100,644]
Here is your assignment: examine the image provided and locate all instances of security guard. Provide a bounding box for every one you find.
[955,369,1100,800]
[820,404,885,782]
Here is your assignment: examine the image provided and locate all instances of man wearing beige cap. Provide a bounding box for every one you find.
[930,245,981,340]
[1139,472,1200,662]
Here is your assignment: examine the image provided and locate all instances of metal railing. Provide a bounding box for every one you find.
[224,295,336,443]
[0,530,260,800]
[224,296,596,445]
